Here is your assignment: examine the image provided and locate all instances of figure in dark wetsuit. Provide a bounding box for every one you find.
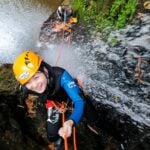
[13,51,99,149]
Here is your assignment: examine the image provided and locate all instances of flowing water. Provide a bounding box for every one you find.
[39,11,150,135]
[0,0,150,149]
[0,0,62,64]
[0,0,150,128]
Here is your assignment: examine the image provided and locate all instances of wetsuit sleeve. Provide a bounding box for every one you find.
[60,71,85,124]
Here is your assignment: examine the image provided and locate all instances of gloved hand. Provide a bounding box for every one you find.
[58,119,74,139]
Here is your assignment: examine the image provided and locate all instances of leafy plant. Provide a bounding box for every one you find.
[109,0,138,28]
[71,0,138,33]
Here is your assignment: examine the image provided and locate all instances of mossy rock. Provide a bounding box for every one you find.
[0,64,19,95]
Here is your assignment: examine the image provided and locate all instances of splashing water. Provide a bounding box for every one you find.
[70,14,150,127]
[0,0,50,64]
[38,43,87,81]
[0,0,149,129]
[37,13,150,127]
[0,0,87,84]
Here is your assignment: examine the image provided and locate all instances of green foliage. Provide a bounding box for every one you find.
[72,0,103,23]
[0,76,3,81]
[71,0,88,22]
[110,36,119,47]
[71,0,138,32]
[109,0,138,28]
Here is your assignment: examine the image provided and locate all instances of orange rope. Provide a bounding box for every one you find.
[55,30,64,66]
[73,127,77,150]
[54,19,77,150]
[61,102,77,150]
[62,111,68,150]
[55,23,73,66]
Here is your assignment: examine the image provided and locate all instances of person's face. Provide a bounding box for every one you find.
[25,71,48,93]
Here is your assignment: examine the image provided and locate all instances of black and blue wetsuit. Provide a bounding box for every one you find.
[60,71,84,124]
[20,61,98,145]
[44,63,85,141]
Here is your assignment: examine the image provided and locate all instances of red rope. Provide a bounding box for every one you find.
[62,107,77,150]
[55,22,73,66]
[54,22,78,150]
[73,127,77,150]
[62,111,68,150]
[55,29,65,66]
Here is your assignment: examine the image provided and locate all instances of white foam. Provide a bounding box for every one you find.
[0,1,50,64]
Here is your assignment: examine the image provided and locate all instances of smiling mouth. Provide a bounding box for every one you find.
[36,84,43,92]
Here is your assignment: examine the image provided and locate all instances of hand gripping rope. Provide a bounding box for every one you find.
[46,100,77,150]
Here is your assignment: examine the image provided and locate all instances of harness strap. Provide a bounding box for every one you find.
[46,100,67,112]
[46,100,77,150]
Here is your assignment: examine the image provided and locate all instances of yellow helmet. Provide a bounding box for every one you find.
[13,50,43,85]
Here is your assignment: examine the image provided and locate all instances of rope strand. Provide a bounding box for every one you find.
[62,111,68,150]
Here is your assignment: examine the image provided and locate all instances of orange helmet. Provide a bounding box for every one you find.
[13,50,43,85]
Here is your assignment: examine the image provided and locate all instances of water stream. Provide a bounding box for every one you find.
[64,13,150,128]
[70,20,150,148]
[0,0,150,149]
[0,0,62,64]
[0,0,150,128]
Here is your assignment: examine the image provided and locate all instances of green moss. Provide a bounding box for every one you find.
[109,0,138,28]
[110,36,119,47]
[0,64,19,94]
[71,0,138,34]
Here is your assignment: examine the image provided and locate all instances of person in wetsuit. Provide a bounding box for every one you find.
[13,50,99,149]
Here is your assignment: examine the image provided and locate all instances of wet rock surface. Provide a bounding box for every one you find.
[74,12,150,150]
[0,65,47,150]
[59,7,150,150]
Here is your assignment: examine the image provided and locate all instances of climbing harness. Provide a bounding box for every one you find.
[46,100,77,150]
